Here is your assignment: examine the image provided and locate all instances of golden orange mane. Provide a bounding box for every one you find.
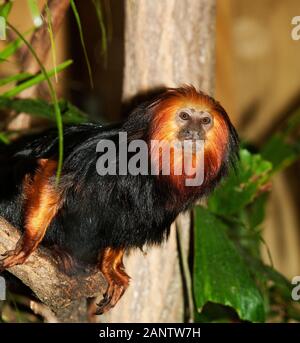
[149,86,230,190]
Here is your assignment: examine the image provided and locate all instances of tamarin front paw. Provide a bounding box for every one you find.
[0,246,28,270]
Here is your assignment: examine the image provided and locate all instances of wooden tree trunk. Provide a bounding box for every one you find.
[103,0,216,323]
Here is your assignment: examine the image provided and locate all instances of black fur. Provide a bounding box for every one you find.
[0,95,239,271]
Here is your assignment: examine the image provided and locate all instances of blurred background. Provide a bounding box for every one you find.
[216,0,300,279]
[0,0,299,322]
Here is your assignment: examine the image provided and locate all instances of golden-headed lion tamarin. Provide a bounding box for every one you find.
[0,86,239,314]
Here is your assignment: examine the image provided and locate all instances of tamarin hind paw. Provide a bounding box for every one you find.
[96,247,130,315]
[95,281,127,315]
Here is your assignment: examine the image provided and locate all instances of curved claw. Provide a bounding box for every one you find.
[95,282,126,315]
[96,293,112,315]
[96,248,130,315]
[1,249,18,258]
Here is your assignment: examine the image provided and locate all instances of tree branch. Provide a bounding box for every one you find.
[30,300,58,323]
[0,216,106,315]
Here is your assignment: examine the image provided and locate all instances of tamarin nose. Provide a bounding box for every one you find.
[185,129,202,140]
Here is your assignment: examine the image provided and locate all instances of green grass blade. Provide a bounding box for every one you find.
[0,96,87,124]
[7,22,64,183]
[70,0,94,88]
[0,1,13,19]
[0,72,31,87]
[27,0,43,27]
[0,132,9,144]
[2,60,72,97]
[103,0,113,42]
[0,28,34,61]
[45,3,58,82]
[92,0,108,66]
[0,1,12,40]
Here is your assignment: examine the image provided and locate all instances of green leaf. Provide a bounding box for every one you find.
[7,21,64,182]
[261,108,300,172]
[27,0,43,27]
[207,149,272,216]
[243,255,292,300]
[0,1,12,19]
[2,59,72,97]
[92,0,108,66]
[245,193,268,230]
[262,134,300,171]
[0,28,34,61]
[0,72,31,86]
[286,107,300,134]
[58,99,89,124]
[0,132,9,144]
[0,97,87,124]
[193,207,265,322]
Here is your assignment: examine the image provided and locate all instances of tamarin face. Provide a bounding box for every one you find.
[148,86,239,191]
[175,108,214,142]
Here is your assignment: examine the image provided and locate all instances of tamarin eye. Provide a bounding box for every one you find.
[179,111,190,120]
[201,116,211,125]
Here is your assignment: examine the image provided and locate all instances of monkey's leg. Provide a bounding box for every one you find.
[0,159,60,270]
[96,247,130,315]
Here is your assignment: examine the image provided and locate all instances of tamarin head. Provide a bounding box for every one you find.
[130,86,240,195]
